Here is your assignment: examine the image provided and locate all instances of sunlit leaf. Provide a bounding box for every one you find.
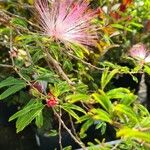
[117,127,150,143]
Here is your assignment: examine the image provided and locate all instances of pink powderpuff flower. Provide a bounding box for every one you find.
[35,0,98,46]
[129,43,150,64]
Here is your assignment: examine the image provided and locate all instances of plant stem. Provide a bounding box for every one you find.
[59,107,63,150]
[53,108,86,150]
[45,48,73,85]
[0,64,13,68]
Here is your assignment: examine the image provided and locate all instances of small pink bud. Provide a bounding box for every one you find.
[46,92,58,107]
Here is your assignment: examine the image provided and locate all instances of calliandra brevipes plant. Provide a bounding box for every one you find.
[35,0,98,47]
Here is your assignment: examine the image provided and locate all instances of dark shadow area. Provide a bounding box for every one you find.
[0,101,39,150]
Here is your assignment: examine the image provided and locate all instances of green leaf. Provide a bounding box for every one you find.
[35,110,43,128]
[62,104,86,121]
[111,24,124,29]
[64,104,86,114]
[66,94,90,103]
[51,81,70,97]
[95,122,107,135]
[9,100,41,121]
[77,115,91,123]
[15,34,38,44]
[11,18,28,28]
[130,22,143,28]
[111,24,132,32]
[0,83,26,100]
[80,119,94,138]
[107,88,130,98]
[144,65,150,75]
[16,105,44,132]
[92,91,112,112]
[70,44,85,59]
[9,100,44,132]
[101,68,118,90]
[32,49,44,63]
[0,77,25,88]
[62,106,80,121]
[90,108,112,123]
[115,104,138,123]
[136,104,150,117]
[63,146,72,150]
[131,74,138,83]
[117,127,150,143]
[106,88,137,105]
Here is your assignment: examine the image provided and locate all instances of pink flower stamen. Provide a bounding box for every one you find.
[35,0,98,46]
[129,43,150,64]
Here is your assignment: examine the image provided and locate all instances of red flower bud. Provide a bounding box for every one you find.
[46,92,58,107]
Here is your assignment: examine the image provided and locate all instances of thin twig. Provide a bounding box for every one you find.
[44,48,74,85]
[59,107,63,150]
[138,127,150,132]
[53,108,86,149]
[65,50,102,71]
[0,64,13,68]
[69,115,77,136]
[64,49,144,75]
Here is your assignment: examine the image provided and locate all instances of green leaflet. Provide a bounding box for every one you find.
[92,91,112,112]
[62,103,86,121]
[66,93,90,103]
[0,77,25,88]
[80,119,94,138]
[117,127,150,143]
[106,88,137,105]
[0,77,26,100]
[16,106,44,132]
[11,18,28,28]
[35,110,43,128]
[0,83,26,100]
[115,104,139,124]
[144,65,150,75]
[101,68,118,90]
[9,100,44,132]
[90,108,112,123]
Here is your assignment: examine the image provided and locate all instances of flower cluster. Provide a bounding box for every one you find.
[35,0,98,46]
[129,43,150,64]
[46,92,58,107]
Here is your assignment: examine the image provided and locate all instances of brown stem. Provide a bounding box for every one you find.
[112,121,123,129]
[64,48,143,75]
[69,115,80,138]
[53,108,86,149]
[138,127,150,132]
[45,49,73,85]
